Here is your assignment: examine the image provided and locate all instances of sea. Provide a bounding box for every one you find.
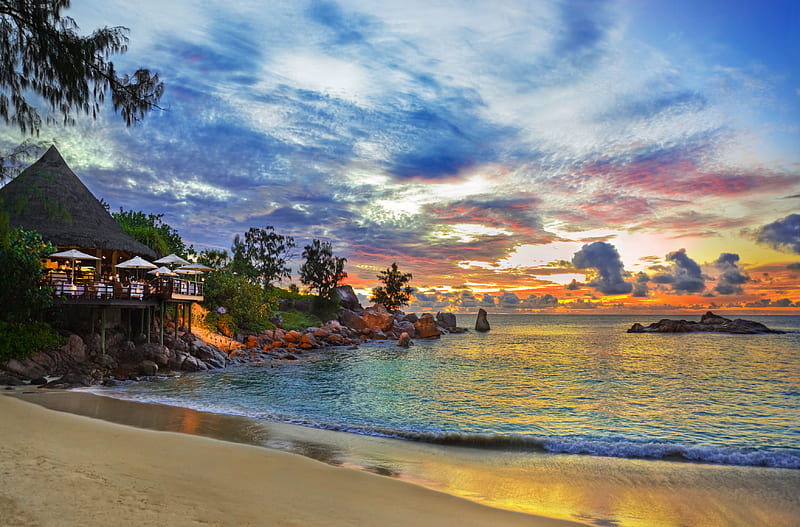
[80,314,800,526]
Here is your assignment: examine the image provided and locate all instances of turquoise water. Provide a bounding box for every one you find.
[97,314,800,469]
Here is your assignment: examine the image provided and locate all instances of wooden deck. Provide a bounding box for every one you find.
[48,276,203,304]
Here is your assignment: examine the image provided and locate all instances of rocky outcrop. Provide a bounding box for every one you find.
[436,312,457,330]
[414,313,442,339]
[361,304,394,332]
[475,308,491,332]
[336,285,362,311]
[627,311,785,334]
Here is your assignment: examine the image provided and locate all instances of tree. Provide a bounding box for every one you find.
[370,262,413,311]
[0,0,164,135]
[196,248,230,270]
[112,209,188,258]
[0,226,55,322]
[202,270,273,335]
[230,226,295,289]
[299,239,347,300]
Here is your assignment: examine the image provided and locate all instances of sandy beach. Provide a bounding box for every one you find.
[0,392,581,527]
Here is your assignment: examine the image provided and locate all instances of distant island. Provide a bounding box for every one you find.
[627,311,785,334]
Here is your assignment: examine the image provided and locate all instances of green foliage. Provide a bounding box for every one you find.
[112,209,188,258]
[0,0,163,135]
[299,239,347,300]
[0,224,55,322]
[202,270,273,334]
[277,311,321,331]
[0,321,64,361]
[370,262,413,311]
[197,248,230,270]
[230,226,295,289]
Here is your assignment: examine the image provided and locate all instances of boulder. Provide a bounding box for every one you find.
[139,360,159,376]
[475,308,491,332]
[336,285,363,311]
[436,312,457,329]
[397,332,412,348]
[339,309,367,330]
[362,304,395,332]
[627,312,784,334]
[2,358,47,380]
[64,334,86,361]
[414,314,441,339]
[0,374,24,386]
[395,320,417,338]
[402,313,419,324]
[299,333,318,350]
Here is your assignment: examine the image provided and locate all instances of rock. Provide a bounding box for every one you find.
[299,333,318,349]
[397,332,412,347]
[340,309,367,330]
[436,312,458,329]
[336,285,362,311]
[362,304,394,332]
[414,314,442,339]
[284,330,301,344]
[3,358,47,380]
[0,374,24,386]
[270,313,284,328]
[29,377,48,385]
[475,308,491,332]
[139,360,159,376]
[64,334,86,361]
[56,371,93,387]
[395,320,417,338]
[627,312,784,334]
[402,313,419,324]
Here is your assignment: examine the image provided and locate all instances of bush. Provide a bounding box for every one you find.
[202,271,274,334]
[277,311,321,331]
[0,321,64,361]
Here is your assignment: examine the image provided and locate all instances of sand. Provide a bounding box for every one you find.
[0,393,581,527]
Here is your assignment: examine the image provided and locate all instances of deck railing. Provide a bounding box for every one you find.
[46,276,204,302]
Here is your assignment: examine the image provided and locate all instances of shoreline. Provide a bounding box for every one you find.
[0,391,581,527]
[6,389,800,526]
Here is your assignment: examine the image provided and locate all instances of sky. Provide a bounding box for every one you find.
[3,0,800,313]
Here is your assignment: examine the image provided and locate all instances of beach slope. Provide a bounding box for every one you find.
[0,394,580,527]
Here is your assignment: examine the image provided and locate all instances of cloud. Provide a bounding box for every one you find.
[756,214,800,254]
[712,253,749,295]
[652,249,706,293]
[571,241,632,295]
[631,272,650,297]
[788,262,800,270]
[497,291,521,308]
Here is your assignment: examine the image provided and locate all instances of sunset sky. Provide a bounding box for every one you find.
[2,0,799,312]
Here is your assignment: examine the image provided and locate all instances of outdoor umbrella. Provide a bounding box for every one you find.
[154,253,190,267]
[147,266,177,276]
[178,262,214,272]
[50,249,100,284]
[116,256,157,280]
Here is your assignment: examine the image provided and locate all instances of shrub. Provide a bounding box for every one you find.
[0,321,64,362]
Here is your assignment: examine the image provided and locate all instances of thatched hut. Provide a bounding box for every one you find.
[0,145,155,259]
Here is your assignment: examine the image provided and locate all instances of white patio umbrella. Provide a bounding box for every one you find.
[178,262,214,272]
[116,256,157,280]
[147,266,177,276]
[50,249,100,284]
[154,253,190,267]
[175,265,204,275]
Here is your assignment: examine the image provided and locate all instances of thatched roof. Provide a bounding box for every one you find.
[0,145,156,258]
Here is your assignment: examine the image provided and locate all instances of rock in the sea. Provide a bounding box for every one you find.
[397,332,412,347]
[627,311,784,334]
[362,304,394,332]
[475,308,491,332]
[436,312,457,329]
[414,314,441,339]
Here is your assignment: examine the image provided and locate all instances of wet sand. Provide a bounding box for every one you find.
[0,391,579,527]
[6,390,800,527]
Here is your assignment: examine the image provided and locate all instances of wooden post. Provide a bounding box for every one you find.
[187,302,192,335]
[159,301,165,346]
[100,307,106,354]
[146,307,151,343]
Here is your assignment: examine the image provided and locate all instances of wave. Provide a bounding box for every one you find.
[81,387,800,470]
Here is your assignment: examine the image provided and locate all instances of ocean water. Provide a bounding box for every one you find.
[97,314,800,470]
